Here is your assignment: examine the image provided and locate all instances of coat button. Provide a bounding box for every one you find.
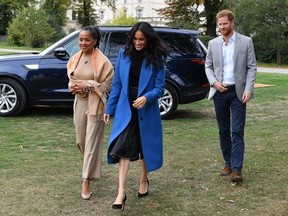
[140,117,143,120]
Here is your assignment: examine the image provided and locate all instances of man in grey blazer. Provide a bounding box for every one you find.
[205,10,257,182]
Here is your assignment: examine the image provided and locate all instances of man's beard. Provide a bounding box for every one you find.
[220,28,232,36]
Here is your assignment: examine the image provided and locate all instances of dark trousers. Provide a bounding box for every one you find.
[213,86,246,172]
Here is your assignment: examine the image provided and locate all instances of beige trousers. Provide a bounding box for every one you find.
[73,97,104,179]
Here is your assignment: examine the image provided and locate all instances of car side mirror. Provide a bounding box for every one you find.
[54,47,69,59]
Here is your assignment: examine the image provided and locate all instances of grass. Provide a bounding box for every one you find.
[0,72,288,216]
[0,44,44,55]
[257,62,288,68]
[0,43,44,50]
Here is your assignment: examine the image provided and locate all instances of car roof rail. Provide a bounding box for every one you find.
[97,25,181,29]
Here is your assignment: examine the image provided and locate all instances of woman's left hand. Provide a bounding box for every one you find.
[132,96,147,109]
[72,83,85,94]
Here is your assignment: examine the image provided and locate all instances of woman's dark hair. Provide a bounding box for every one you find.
[124,22,168,71]
[80,26,101,48]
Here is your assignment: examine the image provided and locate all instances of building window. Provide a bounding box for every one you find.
[100,10,105,20]
[136,8,143,18]
[72,10,77,20]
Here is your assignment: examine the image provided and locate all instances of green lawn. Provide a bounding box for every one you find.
[0,72,287,216]
[0,44,44,55]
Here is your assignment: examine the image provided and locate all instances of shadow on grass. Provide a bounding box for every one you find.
[21,105,73,117]
[19,105,214,120]
[166,108,214,120]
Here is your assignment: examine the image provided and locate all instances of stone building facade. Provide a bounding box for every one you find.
[66,0,172,31]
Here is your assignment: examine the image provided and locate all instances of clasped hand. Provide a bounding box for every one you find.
[214,81,228,93]
[70,83,85,94]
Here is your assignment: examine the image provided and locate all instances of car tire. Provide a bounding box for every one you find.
[0,78,27,116]
[159,83,179,119]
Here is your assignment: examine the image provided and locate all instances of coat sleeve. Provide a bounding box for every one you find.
[205,40,217,86]
[245,38,257,93]
[66,56,75,90]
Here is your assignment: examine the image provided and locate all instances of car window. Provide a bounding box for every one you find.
[99,32,108,51]
[157,32,198,57]
[105,32,128,56]
[60,33,107,57]
[64,36,79,57]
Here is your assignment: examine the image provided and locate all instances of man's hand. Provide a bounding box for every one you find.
[242,91,251,103]
[213,81,228,92]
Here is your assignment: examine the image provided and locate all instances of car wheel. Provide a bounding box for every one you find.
[158,83,179,119]
[0,78,27,116]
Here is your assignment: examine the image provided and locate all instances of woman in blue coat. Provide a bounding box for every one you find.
[103,22,167,210]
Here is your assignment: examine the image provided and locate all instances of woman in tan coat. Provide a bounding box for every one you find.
[67,26,114,200]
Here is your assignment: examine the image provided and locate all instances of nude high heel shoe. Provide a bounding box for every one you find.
[81,179,92,200]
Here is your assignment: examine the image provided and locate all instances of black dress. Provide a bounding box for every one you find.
[109,51,145,162]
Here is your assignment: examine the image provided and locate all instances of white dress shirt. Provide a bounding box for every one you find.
[222,32,235,85]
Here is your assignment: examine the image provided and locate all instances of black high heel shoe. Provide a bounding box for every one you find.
[112,194,127,211]
[138,179,149,198]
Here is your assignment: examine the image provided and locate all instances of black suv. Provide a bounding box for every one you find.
[0,26,209,118]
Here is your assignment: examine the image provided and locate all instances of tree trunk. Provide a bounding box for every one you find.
[204,0,223,37]
[206,15,217,37]
[276,46,281,65]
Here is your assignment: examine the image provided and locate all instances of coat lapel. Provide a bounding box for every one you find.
[138,59,152,95]
[218,37,223,72]
[233,32,240,67]
[121,56,152,96]
[121,55,131,95]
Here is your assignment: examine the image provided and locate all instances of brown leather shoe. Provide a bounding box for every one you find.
[230,171,243,182]
[220,165,232,176]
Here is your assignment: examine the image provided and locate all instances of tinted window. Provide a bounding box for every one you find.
[64,36,79,57]
[99,31,107,51]
[105,32,128,56]
[61,32,107,57]
[157,32,198,57]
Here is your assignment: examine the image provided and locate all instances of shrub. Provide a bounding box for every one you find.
[7,7,54,48]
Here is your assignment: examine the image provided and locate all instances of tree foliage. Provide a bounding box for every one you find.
[157,0,204,30]
[7,7,54,47]
[0,0,33,35]
[235,0,288,64]
[41,0,71,42]
[202,0,225,36]
[73,0,98,27]
[157,0,226,36]
[104,11,138,26]
[100,0,116,10]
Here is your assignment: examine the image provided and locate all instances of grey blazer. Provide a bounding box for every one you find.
[205,32,257,100]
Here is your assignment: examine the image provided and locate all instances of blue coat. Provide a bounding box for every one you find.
[105,49,165,172]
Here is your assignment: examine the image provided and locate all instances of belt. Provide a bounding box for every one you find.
[226,85,235,90]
